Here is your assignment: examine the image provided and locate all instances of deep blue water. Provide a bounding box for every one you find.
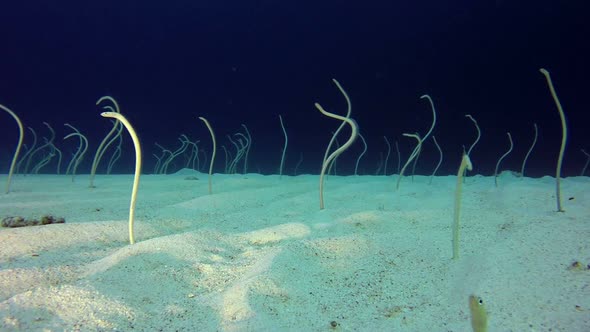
[1,0,588,176]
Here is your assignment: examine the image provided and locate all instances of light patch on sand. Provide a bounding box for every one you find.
[208,247,282,331]
[238,222,310,245]
[82,231,216,278]
[339,210,383,224]
[302,235,372,270]
[0,285,134,330]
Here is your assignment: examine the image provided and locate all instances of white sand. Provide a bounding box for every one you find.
[0,170,589,331]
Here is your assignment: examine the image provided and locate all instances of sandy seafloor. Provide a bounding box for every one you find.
[0,170,588,331]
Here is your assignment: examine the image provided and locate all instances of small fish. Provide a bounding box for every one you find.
[469,295,488,332]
